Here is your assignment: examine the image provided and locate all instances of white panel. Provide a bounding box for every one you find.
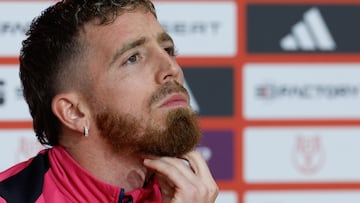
[244,63,360,119]
[215,191,238,203]
[0,129,45,172]
[0,65,31,120]
[245,190,360,203]
[0,1,54,56]
[244,127,360,182]
[155,2,237,57]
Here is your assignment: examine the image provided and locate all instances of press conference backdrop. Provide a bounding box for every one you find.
[1,0,360,202]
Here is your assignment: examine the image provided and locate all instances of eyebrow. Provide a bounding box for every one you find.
[109,32,174,66]
[109,37,146,66]
[158,32,174,44]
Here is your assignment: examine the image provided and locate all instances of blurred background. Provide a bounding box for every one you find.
[1,0,360,202]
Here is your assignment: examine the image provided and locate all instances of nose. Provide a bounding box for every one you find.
[154,48,183,85]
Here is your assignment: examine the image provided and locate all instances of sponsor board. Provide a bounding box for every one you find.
[243,63,360,119]
[247,5,360,53]
[197,130,234,180]
[183,67,234,116]
[0,65,31,121]
[0,1,237,57]
[244,127,360,183]
[245,190,360,203]
[0,129,45,172]
[0,1,53,56]
[156,1,237,57]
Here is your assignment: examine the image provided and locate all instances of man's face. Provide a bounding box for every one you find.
[81,9,200,156]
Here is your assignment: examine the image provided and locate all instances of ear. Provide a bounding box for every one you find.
[51,92,90,135]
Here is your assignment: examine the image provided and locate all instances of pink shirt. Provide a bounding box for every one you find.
[0,146,162,203]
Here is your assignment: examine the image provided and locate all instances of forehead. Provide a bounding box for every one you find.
[81,10,163,47]
[77,9,165,74]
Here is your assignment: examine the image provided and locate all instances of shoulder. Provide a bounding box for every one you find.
[0,158,34,182]
[0,149,48,181]
[0,149,50,202]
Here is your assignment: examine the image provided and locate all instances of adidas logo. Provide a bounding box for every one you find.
[280,7,336,51]
[0,80,4,105]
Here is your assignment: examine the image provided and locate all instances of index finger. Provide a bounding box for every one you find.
[181,150,214,180]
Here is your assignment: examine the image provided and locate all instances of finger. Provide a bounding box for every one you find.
[182,150,212,179]
[144,156,218,202]
[156,173,174,202]
[182,151,219,193]
[182,151,219,202]
[143,157,197,183]
[177,157,195,173]
[142,155,194,173]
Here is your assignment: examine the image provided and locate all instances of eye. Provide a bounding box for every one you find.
[125,53,140,65]
[164,46,178,57]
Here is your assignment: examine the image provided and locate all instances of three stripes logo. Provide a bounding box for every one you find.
[183,67,234,116]
[0,80,4,105]
[280,7,336,51]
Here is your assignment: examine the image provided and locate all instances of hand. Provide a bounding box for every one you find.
[143,150,219,203]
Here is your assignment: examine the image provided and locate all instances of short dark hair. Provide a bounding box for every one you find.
[19,0,156,146]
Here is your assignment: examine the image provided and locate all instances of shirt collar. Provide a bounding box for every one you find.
[48,146,162,203]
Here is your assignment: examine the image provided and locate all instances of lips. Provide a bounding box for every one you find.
[159,93,189,108]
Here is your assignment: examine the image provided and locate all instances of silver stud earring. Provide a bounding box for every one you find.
[84,126,89,137]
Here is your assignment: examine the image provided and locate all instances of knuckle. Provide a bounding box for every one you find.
[200,182,219,199]
[197,183,209,196]
[210,184,219,196]
[192,150,203,158]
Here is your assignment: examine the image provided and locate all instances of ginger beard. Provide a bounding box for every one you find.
[94,81,201,157]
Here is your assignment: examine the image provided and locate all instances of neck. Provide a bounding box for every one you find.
[60,131,149,192]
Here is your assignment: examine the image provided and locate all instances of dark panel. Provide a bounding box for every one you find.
[183,67,233,116]
[198,130,234,180]
[247,5,360,53]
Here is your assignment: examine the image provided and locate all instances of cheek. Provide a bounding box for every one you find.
[111,86,153,118]
[98,71,156,119]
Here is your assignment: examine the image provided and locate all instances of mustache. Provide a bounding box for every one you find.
[149,81,189,107]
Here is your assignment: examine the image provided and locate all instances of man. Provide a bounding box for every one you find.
[0,0,218,202]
